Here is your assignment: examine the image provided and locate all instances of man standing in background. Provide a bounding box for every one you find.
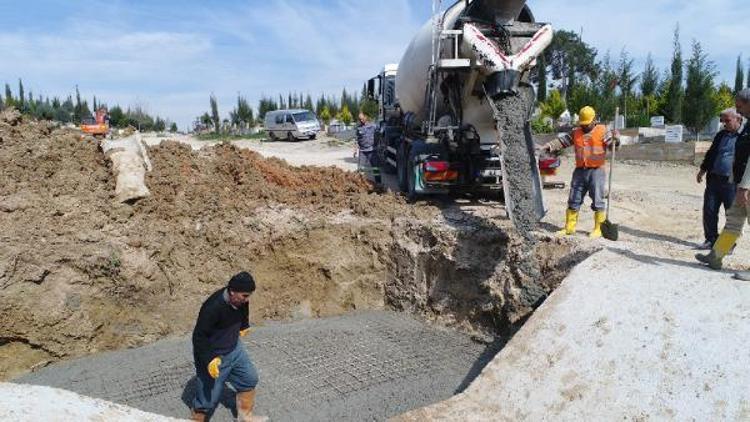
[354,112,381,183]
[695,108,743,249]
[696,89,750,280]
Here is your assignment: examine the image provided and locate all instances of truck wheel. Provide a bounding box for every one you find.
[287,132,295,142]
[397,143,409,192]
[406,156,419,200]
[406,146,431,200]
[269,132,277,141]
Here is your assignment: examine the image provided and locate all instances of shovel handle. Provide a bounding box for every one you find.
[607,108,619,218]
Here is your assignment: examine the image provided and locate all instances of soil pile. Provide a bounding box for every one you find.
[141,142,400,218]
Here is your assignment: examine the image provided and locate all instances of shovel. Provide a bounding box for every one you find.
[601,107,620,241]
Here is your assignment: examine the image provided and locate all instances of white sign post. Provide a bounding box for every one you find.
[650,116,665,127]
[665,125,683,143]
[615,115,625,130]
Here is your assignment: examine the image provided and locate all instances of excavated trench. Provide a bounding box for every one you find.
[14,215,586,421]
[0,109,590,419]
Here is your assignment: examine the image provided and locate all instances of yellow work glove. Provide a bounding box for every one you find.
[207,357,221,379]
[239,328,250,337]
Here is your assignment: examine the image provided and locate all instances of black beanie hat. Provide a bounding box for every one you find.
[228,271,256,293]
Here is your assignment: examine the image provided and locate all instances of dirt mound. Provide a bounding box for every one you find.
[140,142,403,218]
[0,113,582,380]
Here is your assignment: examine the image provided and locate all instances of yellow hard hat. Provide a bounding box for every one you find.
[579,106,596,126]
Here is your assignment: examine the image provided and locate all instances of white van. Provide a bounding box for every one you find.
[264,109,321,141]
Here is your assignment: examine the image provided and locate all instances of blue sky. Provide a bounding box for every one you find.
[0,0,746,130]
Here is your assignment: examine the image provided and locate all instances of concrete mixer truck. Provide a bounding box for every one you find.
[366,0,553,230]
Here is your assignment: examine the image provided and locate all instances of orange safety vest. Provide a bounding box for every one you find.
[573,125,607,168]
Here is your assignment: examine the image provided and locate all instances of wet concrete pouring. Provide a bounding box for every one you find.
[18,311,499,421]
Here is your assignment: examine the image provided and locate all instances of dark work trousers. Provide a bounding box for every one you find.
[703,173,736,244]
[567,167,606,211]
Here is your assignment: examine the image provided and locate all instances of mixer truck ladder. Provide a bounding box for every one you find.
[425,0,444,137]
[425,0,473,137]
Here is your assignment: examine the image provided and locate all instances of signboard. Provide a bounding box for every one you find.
[650,116,665,127]
[615,115,625,130]
[665,125,683,143]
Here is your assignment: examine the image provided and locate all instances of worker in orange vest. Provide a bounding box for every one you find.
[539,106,619,238]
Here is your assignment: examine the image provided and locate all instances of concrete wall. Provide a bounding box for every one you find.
[616,141,701,163]
[535,133,707,164]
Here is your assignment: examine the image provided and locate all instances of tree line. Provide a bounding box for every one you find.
[534,24,744,136]
[194,87,378,133]
[0,79,177,132]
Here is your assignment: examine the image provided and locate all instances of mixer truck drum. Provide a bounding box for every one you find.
[484,70,521,98]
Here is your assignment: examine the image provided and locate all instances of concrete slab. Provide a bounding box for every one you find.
[395,249,750,421]
[0,383,186,421]
[17,311,493,421]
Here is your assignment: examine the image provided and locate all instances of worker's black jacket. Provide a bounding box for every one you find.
[701,129,737,178]
[192,288,249,367]
[733,125,750,184]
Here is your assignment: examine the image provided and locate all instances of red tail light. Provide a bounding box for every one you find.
[424,161,450,172]
[423,161,458,182]
[538,157,559,169]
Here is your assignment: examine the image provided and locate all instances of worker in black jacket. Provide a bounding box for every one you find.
[191,272,262,422]
[697,89,750,279]
[695,108,744,249]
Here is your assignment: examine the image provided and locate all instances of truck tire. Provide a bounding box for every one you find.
[406,154,419,200]
[397,142,409,192]
[287,132,295,142]
[269,131,277,141]
[406,142,437,200]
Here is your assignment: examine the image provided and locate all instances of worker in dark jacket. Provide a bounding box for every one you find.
[697,89,750,279]
[354,112,380,183]
[695,108,743,249]
[191,272,262,422]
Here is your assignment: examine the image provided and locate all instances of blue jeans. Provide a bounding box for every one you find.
[358,150,380,182]
[568,167,606,211]
[193,342,259,413]
[703,174,736,243]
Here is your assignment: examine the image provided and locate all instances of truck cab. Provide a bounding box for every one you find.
[367,64,406,175]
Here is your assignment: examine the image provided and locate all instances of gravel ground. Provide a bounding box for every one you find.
[540,158,750,270]
[17,311,497,421]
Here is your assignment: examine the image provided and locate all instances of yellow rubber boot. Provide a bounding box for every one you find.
[589,211,607,239]
[696,231,739,270]
[556,209,578,236]
[714,232,738,256]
